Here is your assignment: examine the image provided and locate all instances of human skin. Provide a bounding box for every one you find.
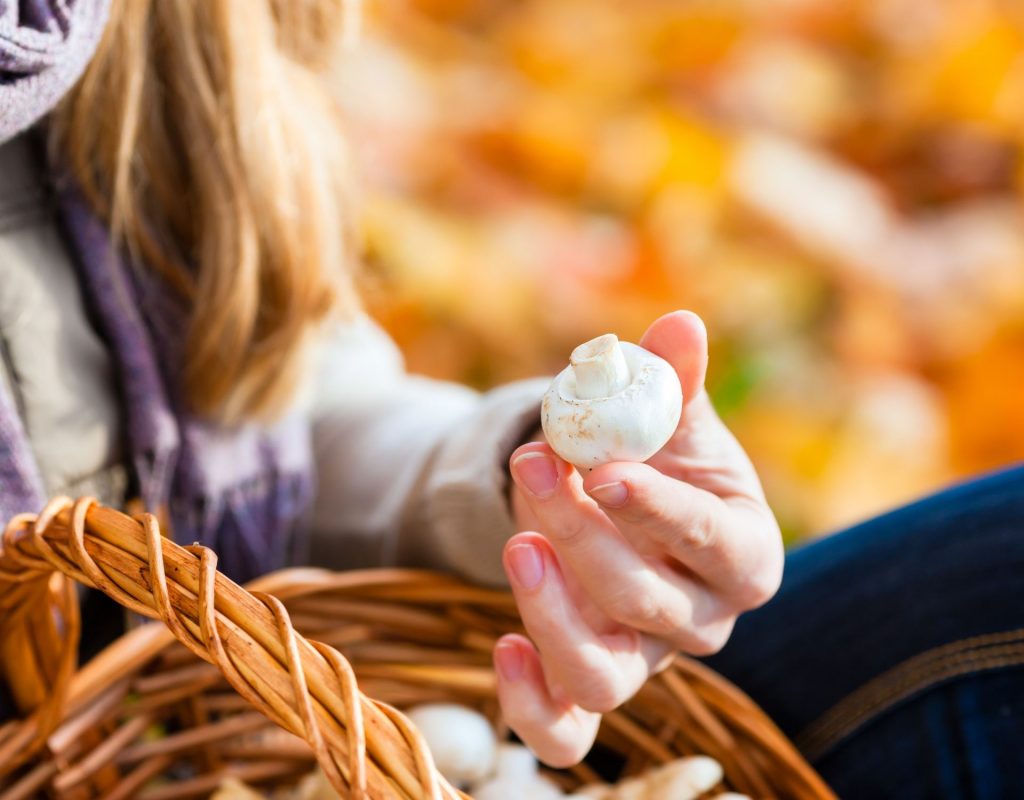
[497,310,784,766]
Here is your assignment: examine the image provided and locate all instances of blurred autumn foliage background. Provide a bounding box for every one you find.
[332,0,1024,544]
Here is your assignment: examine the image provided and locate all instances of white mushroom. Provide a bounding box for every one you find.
[294,767,339,800]
[472,773,564,800]
[568,756,725,800]
[405,703,497,787]
[210,778,264,800]
[470,745,566,800]
[568,785,610,799]
[542,334,683,469]
[493,743,538,783]
[643,756,724,798]
[602,776,645,800]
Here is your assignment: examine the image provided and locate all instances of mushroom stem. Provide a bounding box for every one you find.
[570,334,631,399]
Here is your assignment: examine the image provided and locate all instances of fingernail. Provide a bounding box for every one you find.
[494,641,524,682]
[588,481,628,508]
[512,451,558,499]
[507,543,545,589]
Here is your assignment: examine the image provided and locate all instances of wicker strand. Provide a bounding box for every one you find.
[255,591,346,792]
[0,509,80,778]
[310,640,368,797]
[0,500,461,799]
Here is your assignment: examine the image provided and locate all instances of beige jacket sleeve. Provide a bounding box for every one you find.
[306,316,547,586]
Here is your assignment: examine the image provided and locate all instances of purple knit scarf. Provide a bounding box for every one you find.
[0,1,315,582]
[57,188,316,582]
[0,0,109,141]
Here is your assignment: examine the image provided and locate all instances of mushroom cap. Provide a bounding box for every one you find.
[473,775,564,800]
[542,342,683,469]
[646,756,724,798]
[570,784,611,799]
[404,703,497,787]
[494,743,538,781]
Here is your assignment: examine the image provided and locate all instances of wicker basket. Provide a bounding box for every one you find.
[0,497,834,799]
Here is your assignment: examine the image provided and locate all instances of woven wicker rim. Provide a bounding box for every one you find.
[0,497,835,799]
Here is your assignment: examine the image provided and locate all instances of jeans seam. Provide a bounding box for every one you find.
[797,628,1024,761]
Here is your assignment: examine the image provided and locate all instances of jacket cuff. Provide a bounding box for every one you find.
[397,377,548,586]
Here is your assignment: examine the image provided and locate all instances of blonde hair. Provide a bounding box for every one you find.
[50,0,359,423]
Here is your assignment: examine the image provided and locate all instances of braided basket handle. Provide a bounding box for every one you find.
[0,497,459,799]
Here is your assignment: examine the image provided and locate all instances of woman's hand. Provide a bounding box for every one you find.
[496,310,783,766]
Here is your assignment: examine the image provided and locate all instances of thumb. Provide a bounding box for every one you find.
[638,310,708,406]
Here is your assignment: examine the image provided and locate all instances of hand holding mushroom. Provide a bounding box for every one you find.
[499,311,784,767]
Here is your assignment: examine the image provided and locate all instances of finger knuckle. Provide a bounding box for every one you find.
[733,571,781,611]
[674,507,717,551]
[548,513,589,548]
[575,681,625,714]
[607,589,672,635]
[730,548,784,611]
[680,621,733,656]
[566,663,626,713]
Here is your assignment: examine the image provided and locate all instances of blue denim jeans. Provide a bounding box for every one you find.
[704,464,1024,799]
